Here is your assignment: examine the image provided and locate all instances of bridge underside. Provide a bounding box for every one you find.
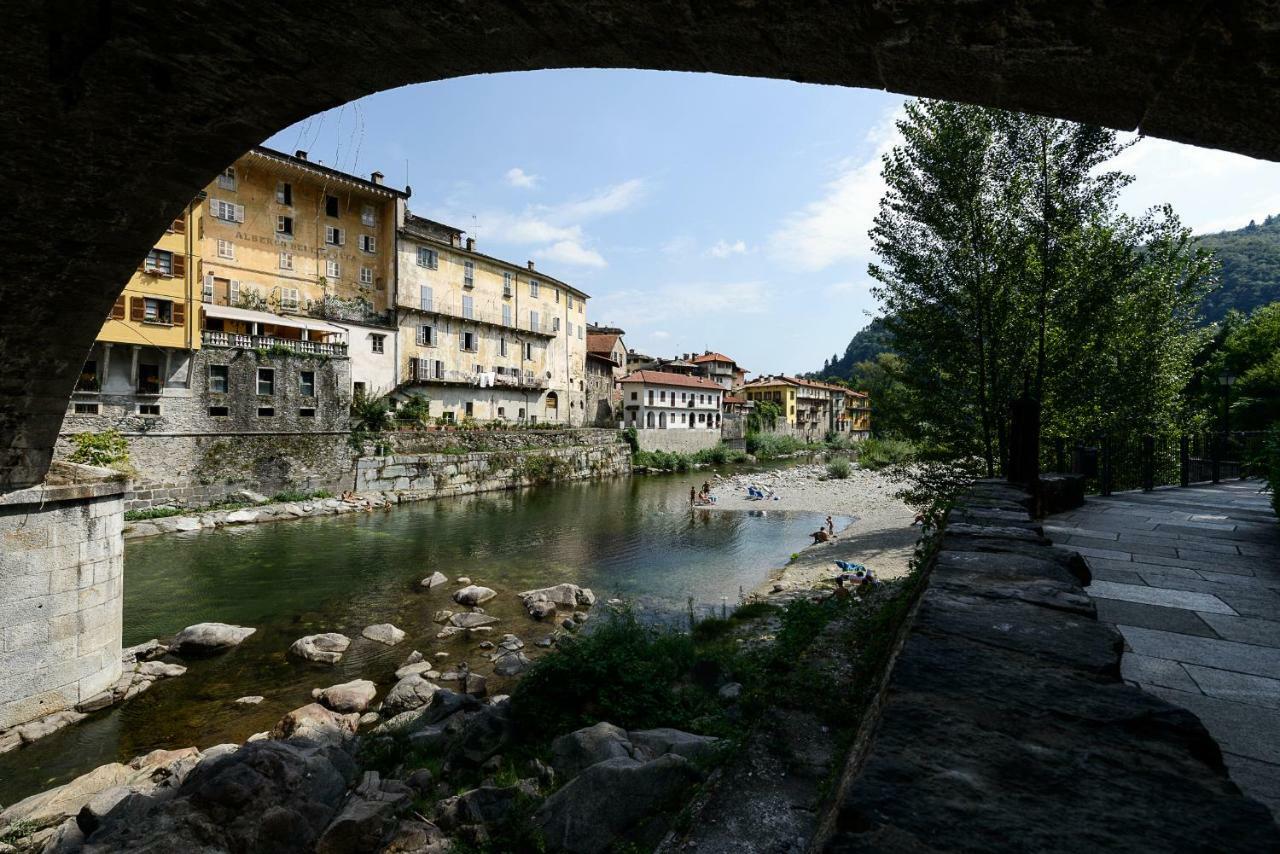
[3,1,1280,488]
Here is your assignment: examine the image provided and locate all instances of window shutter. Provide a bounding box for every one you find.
[171,215,186,234]
[229,280,240,304]
[172,301,186,327]
[130,296,145,322]
[172,253,186,278]
[110,296,126,320]
[235,204,245,223]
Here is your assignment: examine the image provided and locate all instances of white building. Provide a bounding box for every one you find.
[619,370,723,452]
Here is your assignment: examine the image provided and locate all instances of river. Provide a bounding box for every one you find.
[0,465,842,805]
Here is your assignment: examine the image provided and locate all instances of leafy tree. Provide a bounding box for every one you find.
[1195,215,1280,322]
[1187,302,1280,430]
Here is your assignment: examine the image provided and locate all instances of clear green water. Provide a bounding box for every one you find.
[0,467,840,804]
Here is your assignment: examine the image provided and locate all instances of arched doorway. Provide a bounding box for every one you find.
[544,391,559,422]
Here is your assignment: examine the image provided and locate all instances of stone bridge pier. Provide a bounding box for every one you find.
[0,464,126,731]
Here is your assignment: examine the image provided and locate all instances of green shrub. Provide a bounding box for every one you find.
[395,395,431,428]
[622,427,639,453]
[124,506,184,521]
[66,429,130,468]
[1257,423,1280,520]
[745,433,819,460]
[855,437,916,470]
[826,457,852,479]
[270,489,333,503]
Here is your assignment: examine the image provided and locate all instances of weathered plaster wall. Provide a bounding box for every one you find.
[0,464,125,730]
[634,428,721,454]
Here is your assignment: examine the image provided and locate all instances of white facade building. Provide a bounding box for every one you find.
[620,370,723,435]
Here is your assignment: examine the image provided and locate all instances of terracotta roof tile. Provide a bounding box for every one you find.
[618,370,724,391]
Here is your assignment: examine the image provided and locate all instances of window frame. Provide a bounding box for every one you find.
[208,364,229,394]
[256,367,275,396]
[371,334,386,354]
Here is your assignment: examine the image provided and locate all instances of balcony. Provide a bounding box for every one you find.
[408,359,548,389]
[404,299,558,337]
[203,330,348,357]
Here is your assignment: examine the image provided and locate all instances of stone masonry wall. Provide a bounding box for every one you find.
[0,464,126,730]
[634,428,721,454]
[386,428,621,454]
[357,439,631,499]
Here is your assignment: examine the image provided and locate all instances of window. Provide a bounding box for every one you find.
[216,239,235,260]
[371,335,385,354]
[554,289,560,303]
[433,360,444,379]
[461,331,476,352]
[503,271,512,296]
[325,226,344,246]
[463,260,475,287]
[325,194,340,217]
[137,404,161,416]
[417,325,434,346]
[257,407,275,417]
[567,293,574,309]
[578,325,584,339]
[209,365,229,393]
[361,204,376,226]
[144,249,173,275]
[660,390,667,401]
[217,166,236,190]
[211,199,244,222]
[360,266,373,285]
[276,215,293,236]
[519,408,526,420]
[462,295,474,319]
[630,391,638,401]
[353,381,367,399]
[681,392,687,402]
[142,298,173,324]
[257,367,275,395]
[524,342,533,360]
[326,258,340,278]
[206,405,229,417]
[497,406,505,418]
[300,371,315,397]
[76,360,98,392]
[281,287,300,310]
[417,247,438,269]
[530,310,539,331]
[299,407,316,418]
[465,401,474,417]
[499,337,507,357]
[279,251,293,270]
[553,317,561,332]
[419,285,433,312]
[567,321,573,337]
[74,402,99,415]
[502,303,512,326]
[530,279,539,298]
[359,234,376,253]
[276,181,292,205]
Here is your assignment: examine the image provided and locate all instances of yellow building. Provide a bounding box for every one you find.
[71,196,203,417]
[198,146,409,394]
[740,375,869,438]
[844,390,872,438]
[396,214,589,424]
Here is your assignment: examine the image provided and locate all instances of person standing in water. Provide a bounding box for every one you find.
[826,515,835,536]
[690,486,697,507]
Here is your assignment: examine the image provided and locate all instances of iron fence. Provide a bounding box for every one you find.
[1044,431,1266,495]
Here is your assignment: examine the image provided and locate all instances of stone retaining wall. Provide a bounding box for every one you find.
[820,479,1280,851]
[633,428,720,454]
[386,428,621,454]
[0,464,126,730]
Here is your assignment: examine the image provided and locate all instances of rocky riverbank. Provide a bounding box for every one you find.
[704,463,919,595]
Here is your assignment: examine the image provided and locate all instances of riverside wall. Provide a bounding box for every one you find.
[633,428,720,454]
[0,464,126,730]
[817,480,1280,851]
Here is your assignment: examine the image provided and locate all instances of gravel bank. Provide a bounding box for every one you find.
[702,464,920,596]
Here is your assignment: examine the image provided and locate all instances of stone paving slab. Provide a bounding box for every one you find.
[1048,481,1280,821]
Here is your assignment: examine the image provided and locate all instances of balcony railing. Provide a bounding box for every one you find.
[403,298,558,337]
[203,330,348,357]
[408,359,548,388]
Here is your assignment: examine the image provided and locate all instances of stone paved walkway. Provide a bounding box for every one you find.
[1047,480,1280,819]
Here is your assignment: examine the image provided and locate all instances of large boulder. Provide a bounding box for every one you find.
[169,622,256,656]
[360,624,406,646]
[313,680,378,714]
[453,585,498,606]
[315,771,413,854]
[434,781,538,832]
[290,633,352,665]
[381,675,441,716]
[271,703,361,746]
[550,722,633,779]
[446,702,514,766]
[525,596,559,620]
[448,612,500,629]
[629,728,722,764]
[381,819,451,854]
[420,572,449,589]
[491,649,531,677]
[518,583,596,609]
[536,755,703,853]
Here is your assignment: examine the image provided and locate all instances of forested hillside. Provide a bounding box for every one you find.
[813,316,894,379]
[1196,214,1280,322]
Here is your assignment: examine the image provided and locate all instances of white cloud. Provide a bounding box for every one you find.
[708,239,748,258]
[822,281,865,297]
[539,240,607,268]
[1113,135,1280,233]
[661,235,695,255]
[768,105,905,272]
[555,179,645,220]
[651,330,671,339]
[593,281,770,325]
[505,167,540,189]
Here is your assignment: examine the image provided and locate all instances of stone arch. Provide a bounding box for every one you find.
[3,3,1280,487]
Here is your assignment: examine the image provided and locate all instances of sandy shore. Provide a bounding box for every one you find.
[700,464,920,596]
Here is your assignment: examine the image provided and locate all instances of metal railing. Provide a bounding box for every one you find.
[202,330,348,357]
[1044,431,1266,495]
[408,359,547,388]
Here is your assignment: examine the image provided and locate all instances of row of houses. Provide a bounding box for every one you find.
[68,146,595,436]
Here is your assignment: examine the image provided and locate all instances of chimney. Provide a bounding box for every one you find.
[527,260,535,271]
[371,171,384,185]
[295,150,309,161]
[465,237,475,251]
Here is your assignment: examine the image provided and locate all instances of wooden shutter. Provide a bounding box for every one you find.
[171,215,186,234]
[171,301,186,327]
[110,296,126,320]
[130,296,145,322]
[235,203,245,223]
[172,253,186,278]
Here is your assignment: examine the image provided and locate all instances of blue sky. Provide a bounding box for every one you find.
[266,70,1280,375]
